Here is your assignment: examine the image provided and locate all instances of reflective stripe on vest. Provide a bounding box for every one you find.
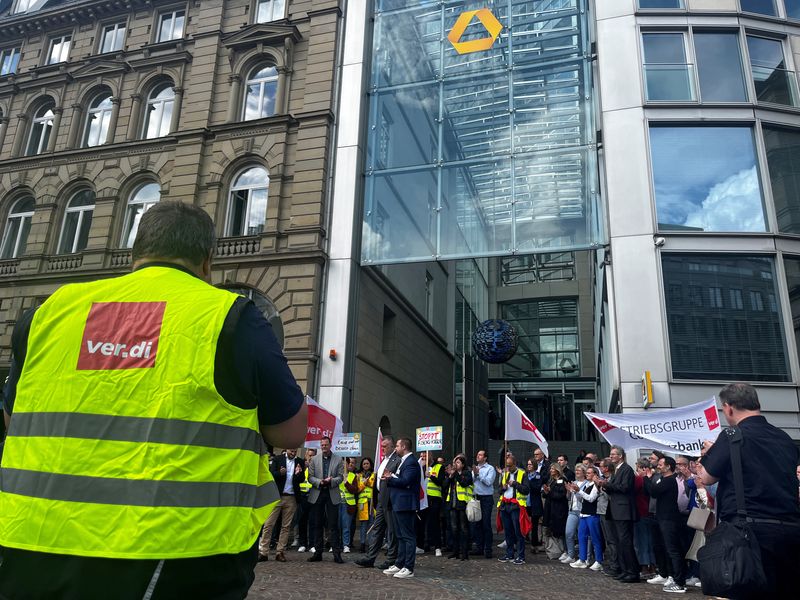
[0,266,278,559]
[456,482,474,503]
[427,463,442,498]
[339,472,357,506]
[496,469,528,508]
[299,467,312,493]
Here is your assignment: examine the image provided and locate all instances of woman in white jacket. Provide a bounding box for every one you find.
[570,466,605,571]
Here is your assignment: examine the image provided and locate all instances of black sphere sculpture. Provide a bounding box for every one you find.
[471,319,519,364]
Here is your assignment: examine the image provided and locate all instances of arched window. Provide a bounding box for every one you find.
[0,196,34,259]
[243,65,278,121]
[143,84,174,139]
[227,166,269,236]
[224,286,284,348]
[58,190,95,254]
[27,101,55,156]
[84,93,113,147]
[121,182,160,248]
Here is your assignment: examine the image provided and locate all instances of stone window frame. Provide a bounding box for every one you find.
[25,96,57,156]
[0,192,35,260]
[230,48,289,123]
[82,88,115,148]
[56,187,96,256]
[141,78,176,140]
[44,31,73,67]
[118,177,162,249]
[96,19,129,56]
[252,0,287,24]
[224,164,271,238]
[152,3,189,45]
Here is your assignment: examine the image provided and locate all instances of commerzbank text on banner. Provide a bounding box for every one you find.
[584,398,721,456]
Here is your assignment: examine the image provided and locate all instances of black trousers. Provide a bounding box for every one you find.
[426,497,442,549]
[646,514,669,576]
[416,508,427,549]
[740,522,800,600]
[474,494,495,556]
[609,519,638,578]
[364,501,397,562]
[600,516,617,573]
[311,494,341,556]
[449,508,470,557]
[658,519,686,586]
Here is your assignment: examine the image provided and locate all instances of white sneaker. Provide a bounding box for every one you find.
[291,539,299,547]
[435,548,442,557]
[590,561,603,571]
[694,580,702,588]
[383,565,401,575]
[497,540,507,549]
[685,577,700,587]
[415,547,425,555]
[297,546,307,553]
[309,547,316,554]
[570,560,588,569]
[328,547,333,553]
[559,554,573,563]
[393,567,414,579]
[647,575,668,585]
[663,577,675,587]
[343,546,350,553]
[558,552,568,561]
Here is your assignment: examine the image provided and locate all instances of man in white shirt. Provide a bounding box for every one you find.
[471,450,496,558]
[259,448,304,562]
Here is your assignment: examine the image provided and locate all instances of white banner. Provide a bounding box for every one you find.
[505,395,550,458]
[584,397,721,456]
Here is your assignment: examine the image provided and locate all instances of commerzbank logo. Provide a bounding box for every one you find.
[447,9,503,55]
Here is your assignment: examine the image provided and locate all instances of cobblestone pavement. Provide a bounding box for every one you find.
[247,547,712,600]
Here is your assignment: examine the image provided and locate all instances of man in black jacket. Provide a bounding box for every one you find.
[596,446,639,582]
[259,448,305,562]
[643,456,686,593]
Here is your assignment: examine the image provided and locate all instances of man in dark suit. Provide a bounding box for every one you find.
[307,436,345,563]
[355,435,402,569]
[383,438,421,578]
[259,448,305,561]
[596,445,640,583]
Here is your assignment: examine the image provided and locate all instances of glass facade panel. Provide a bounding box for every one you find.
[788,0,800,20]
[663,254,788,381]
[650,126,766,232]
[500,252,575,285]
[363,0,601,264]
[642,33,694,101]
[747,36,798,107]
[500,298,580,379]
[782,256,800,360]
[694,32,748,102]
[763,125,800,234]
[740,0,777,15]
[639,0,683,7]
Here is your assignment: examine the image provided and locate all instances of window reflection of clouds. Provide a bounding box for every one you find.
[650,126,766,232]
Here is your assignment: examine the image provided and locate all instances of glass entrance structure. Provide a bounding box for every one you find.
[362,0,603,264]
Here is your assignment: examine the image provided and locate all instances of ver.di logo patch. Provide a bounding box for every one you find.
[77,302,166,370]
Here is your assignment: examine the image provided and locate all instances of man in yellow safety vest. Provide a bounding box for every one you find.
[0,201,307,599]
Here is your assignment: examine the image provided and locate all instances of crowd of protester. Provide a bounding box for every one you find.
[260,386,800,594]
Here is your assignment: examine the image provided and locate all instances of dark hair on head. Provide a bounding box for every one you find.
[719,383,761,411]
[321,436,332,444]
[636,458,650,469]
[651,450,665,460]
[132,201,215,265]
[662,456,676,472]
[454,454,467,467]
[398,437,412,451]
[601,458,615,472]
[360,457,374,472]
[558,454,569,462]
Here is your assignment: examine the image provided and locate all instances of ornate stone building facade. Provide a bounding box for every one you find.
[0,0,342,392]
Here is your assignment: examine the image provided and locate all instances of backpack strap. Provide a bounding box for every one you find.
[725,427,747,519]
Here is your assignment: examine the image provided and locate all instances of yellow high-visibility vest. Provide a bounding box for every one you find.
[0,266,278,559]
[456,481,474,503]
[497,469,528,508]
[427,463,442,498]
[299,467,312,493]
[358,472,374,504]
[339,471,357,506]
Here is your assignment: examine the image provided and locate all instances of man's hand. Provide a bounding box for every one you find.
[280,467,287,475]
[295,464,302,475]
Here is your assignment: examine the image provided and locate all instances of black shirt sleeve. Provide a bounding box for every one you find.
[214,298,304,426]
[701,430,731,480]
[3,307,37,415]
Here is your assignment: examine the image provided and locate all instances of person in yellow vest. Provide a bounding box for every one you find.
[0,201,307,600]
[498,454,531,565]
[356,457,376,553]
[445,454,474,560]
[296,448,316,553]
[339,457,359,552]
[426,454,446,557]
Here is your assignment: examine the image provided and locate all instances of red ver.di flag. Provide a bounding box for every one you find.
[505,395,549,458]
[304,396,344,449]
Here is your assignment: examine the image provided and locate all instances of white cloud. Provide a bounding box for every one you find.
[682,166,765,232]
